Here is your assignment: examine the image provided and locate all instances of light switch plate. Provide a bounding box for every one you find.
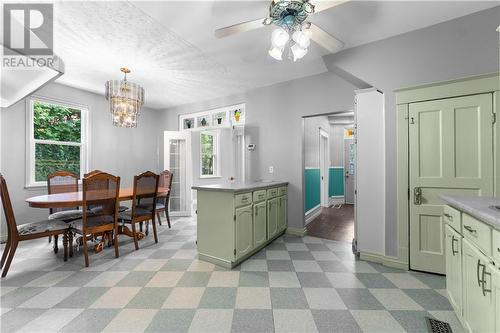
[268,166,274,174]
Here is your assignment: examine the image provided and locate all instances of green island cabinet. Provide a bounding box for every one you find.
[193,182,288,268]
[441,196,500,333]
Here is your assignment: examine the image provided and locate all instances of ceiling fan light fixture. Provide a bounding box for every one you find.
[291,43,308,62]
[292,30,310,49]
[268,46,284,61]
[271,28,290,48]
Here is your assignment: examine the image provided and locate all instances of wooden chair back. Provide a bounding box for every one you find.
[81,172,120,232]
[158,170,173,205]
[47,171,79,214]
[0,174,19,240]
[84,170,104,178]
[132,171,159,220]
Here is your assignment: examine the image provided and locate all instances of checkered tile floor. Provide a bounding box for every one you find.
[0,217,462,332]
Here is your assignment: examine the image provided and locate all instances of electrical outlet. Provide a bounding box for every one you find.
[268,166,274,174]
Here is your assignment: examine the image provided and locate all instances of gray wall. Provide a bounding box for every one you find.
[0,82,159,232]
[329,124,346,167]
[156,72,356,229]
[304,116,330,168]
[323,6,500,257]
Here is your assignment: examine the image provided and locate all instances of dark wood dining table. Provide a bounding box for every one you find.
[26,187,169,244]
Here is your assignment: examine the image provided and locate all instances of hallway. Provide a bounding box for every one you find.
[306,205,354,242]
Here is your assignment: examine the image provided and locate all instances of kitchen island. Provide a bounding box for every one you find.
[193,181,288,268]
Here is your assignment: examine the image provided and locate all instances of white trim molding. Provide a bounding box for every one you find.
[359,251,409,271]
[286,226,307,237]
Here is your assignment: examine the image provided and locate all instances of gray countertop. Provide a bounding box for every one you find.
[440,195,500,230]
[192,181,288,193]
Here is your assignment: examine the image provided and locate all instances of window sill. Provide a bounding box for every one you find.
[199,175,222,179]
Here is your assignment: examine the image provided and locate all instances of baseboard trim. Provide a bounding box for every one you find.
[286,226,307,237]
[329,196,345,205]
[305,206,321,224]
[359,251,409,270]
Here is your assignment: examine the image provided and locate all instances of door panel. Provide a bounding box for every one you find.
[409,93,493,273]
[267,198,278,239]
[254,202,267,248]
[235,205,253,260]
[445,225,462,316]
[278,196,287,232]
[344,138,355,204]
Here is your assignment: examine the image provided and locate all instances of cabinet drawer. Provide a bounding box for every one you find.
[267,188,278,199]
[235,192,252,207]
[278,186,287,196]
[493,229,500,263]
[253,190,267,203]
[443,205,461,233]
[462,213,492,256]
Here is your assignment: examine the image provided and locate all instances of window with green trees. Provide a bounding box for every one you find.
[200,131,218,177]
[29,99,87,185]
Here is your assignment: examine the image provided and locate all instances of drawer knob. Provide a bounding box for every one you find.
[464,225,476,234]
[443,213,452,220]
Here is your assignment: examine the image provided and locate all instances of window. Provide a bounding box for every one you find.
[26,97,88,187]
[200,131,218,177]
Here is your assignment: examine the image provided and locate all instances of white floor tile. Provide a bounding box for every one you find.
[162,287,205,309]
[102,309,158,332]
[26,271,75,287]
[146,271,184,287]
[235,287,271,309]
[188,309,233,333]
[369,289,423,310]
[90,287,141,308]
[351,310,406,333]
[303,288,346,309]
[17,308,83,332]
[18,287,78,308]
[85,271,129,287]
[273,309,318,333]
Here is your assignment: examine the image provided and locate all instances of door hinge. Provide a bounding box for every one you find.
[408,188,410,200]
[234,249,236,255]
[493,113,497,124]
[234,214,236,221]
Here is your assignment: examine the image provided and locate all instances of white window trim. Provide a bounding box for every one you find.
[199,130,220,178]
[25,96,90,188]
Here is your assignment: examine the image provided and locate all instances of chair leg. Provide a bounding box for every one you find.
[48,235,52,243]
[131,222,139,250]
[157,212,162,226]
[1,237,11,269]
[69,232,73,258]
[166,209,171,228]
[152,217,158,244]
[82,234,89,267]
[1,240,18,278]
[139,222,143,232]
[145,221,149,236]
[114,226,119,258]
[53,235,59,254]
[62,233,68,262]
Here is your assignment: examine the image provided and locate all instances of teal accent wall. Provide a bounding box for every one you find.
[304,168,320,212]
[329,167,344,197]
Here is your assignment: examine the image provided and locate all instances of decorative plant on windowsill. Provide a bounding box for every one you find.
[217,116,223,125]
[234,109,241,122]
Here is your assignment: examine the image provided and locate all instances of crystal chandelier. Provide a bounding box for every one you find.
[105,68,144,128]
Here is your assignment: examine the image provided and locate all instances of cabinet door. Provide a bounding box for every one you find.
[254,201,267,248]
[267,198,278,239]
[492,265,500,333]
[235,205,253,260]
[278,196,287,232]
[445,225,462,317]
[462,239,494,333]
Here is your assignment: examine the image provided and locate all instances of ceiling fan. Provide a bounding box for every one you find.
[215,0,348,61]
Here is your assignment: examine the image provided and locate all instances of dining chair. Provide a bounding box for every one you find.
[120,171,159,250]
[70,172,121,267]
[138,170,173,228]
[85,169,128,213]
[0,174,70,278]
[47,171,82,252]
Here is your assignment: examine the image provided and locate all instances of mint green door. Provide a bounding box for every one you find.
[267,198,279,239]
[445,225,462,317]
[462,239,494,333]
[278,196,287,232]
[492,264,500,333]
[409,94,494,274]
[254,201,267,248]
[235,205,253,260]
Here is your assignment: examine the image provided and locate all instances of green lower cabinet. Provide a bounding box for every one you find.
[492,265,500,333]
[235,205,253,260]
[445,225,462,318]
[254,201,267,248]
[462,239,494,333]
[267,198,279,239]
[278,196,287,232]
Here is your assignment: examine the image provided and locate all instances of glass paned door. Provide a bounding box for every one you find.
[164,131,192,216]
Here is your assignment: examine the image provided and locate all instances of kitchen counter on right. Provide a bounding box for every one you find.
[440,195,500,230]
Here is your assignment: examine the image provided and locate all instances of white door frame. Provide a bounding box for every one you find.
[319,128,329,207]
[163,131,193,217]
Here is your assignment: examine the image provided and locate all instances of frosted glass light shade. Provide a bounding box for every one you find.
[271,28,289,48]
[291,44,308,62]
[105,78,144,128]
[268,47,283,61]
[292,30,310,49]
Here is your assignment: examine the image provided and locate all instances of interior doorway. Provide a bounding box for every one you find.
[303,112,356,242]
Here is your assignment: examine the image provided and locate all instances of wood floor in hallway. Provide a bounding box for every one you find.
[306,204,354,242]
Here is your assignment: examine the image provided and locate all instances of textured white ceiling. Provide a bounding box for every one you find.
[52,1,498,109]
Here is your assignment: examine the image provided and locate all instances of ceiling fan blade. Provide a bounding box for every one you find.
[308,23,344,54]
[215,18,266,38]
[311,0,350,13]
